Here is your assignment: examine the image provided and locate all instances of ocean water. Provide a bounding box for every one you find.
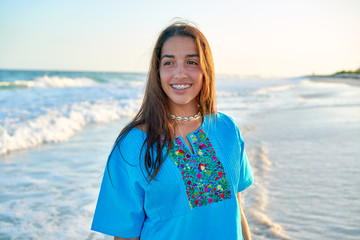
[0,70,359,239]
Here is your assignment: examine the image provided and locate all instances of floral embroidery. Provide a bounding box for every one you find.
[168,128,231,209]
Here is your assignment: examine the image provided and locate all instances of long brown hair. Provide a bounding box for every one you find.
[114,21,216,183]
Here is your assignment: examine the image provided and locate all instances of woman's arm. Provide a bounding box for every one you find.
[114,237,139,240]
[237,192,251,240]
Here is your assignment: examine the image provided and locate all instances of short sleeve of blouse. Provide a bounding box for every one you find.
[91,141,145,238]
[235,124,254,192]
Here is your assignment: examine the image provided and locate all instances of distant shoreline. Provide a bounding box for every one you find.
[307,73,360,87]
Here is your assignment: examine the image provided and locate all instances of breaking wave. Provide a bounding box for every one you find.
[0,99,140,155]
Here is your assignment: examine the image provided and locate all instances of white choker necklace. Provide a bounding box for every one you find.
[170,112,201,121]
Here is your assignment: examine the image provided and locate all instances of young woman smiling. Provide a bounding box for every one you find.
[91,22,254,240]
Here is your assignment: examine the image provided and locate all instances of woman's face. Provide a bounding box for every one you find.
[159,36,203,114]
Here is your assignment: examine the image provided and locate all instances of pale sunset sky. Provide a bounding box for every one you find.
[0,0,359,77]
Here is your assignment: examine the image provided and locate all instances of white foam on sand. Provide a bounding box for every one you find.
[246,144,296,240]
[0,98,140,155]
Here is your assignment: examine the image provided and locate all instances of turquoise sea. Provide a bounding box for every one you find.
[0,70,359,239]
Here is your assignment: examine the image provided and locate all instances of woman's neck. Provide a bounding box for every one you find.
[168,102,198,118]
[173,116,203,138]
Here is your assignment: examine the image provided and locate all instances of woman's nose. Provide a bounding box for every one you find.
[174,64,186,79]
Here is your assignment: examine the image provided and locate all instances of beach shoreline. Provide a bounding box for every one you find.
[307,74,360,87]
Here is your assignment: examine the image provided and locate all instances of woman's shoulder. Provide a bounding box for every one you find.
[135,124,146,133]
[209,112,239,129]
[206,112,244,140]
[110,126,146,164]
[106,127,146,184]
[115,126,145,148]
[216,112,235,122]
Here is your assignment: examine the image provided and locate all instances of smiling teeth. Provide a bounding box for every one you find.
[171,84,191,90]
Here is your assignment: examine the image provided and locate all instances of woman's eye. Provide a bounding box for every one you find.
[163,61,172,66]
[188,60,198,65]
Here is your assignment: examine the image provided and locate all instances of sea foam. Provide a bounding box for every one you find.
[246,144,296,240]
[0,99,140,155]
[0,75,98,89]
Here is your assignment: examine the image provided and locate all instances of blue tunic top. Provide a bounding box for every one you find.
[91,112,254,239]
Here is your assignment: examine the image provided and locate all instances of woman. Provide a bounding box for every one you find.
[91,22,254,240]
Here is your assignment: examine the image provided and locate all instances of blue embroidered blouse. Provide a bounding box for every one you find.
[91,112,254,239]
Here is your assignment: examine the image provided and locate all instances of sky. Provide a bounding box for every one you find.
[0,0,359,77]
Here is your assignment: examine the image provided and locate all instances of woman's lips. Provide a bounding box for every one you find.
[170,84,192,90]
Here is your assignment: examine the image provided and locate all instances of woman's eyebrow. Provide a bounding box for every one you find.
[186,54,199,58]
[161,54,199,60]
[160,54,174,60]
